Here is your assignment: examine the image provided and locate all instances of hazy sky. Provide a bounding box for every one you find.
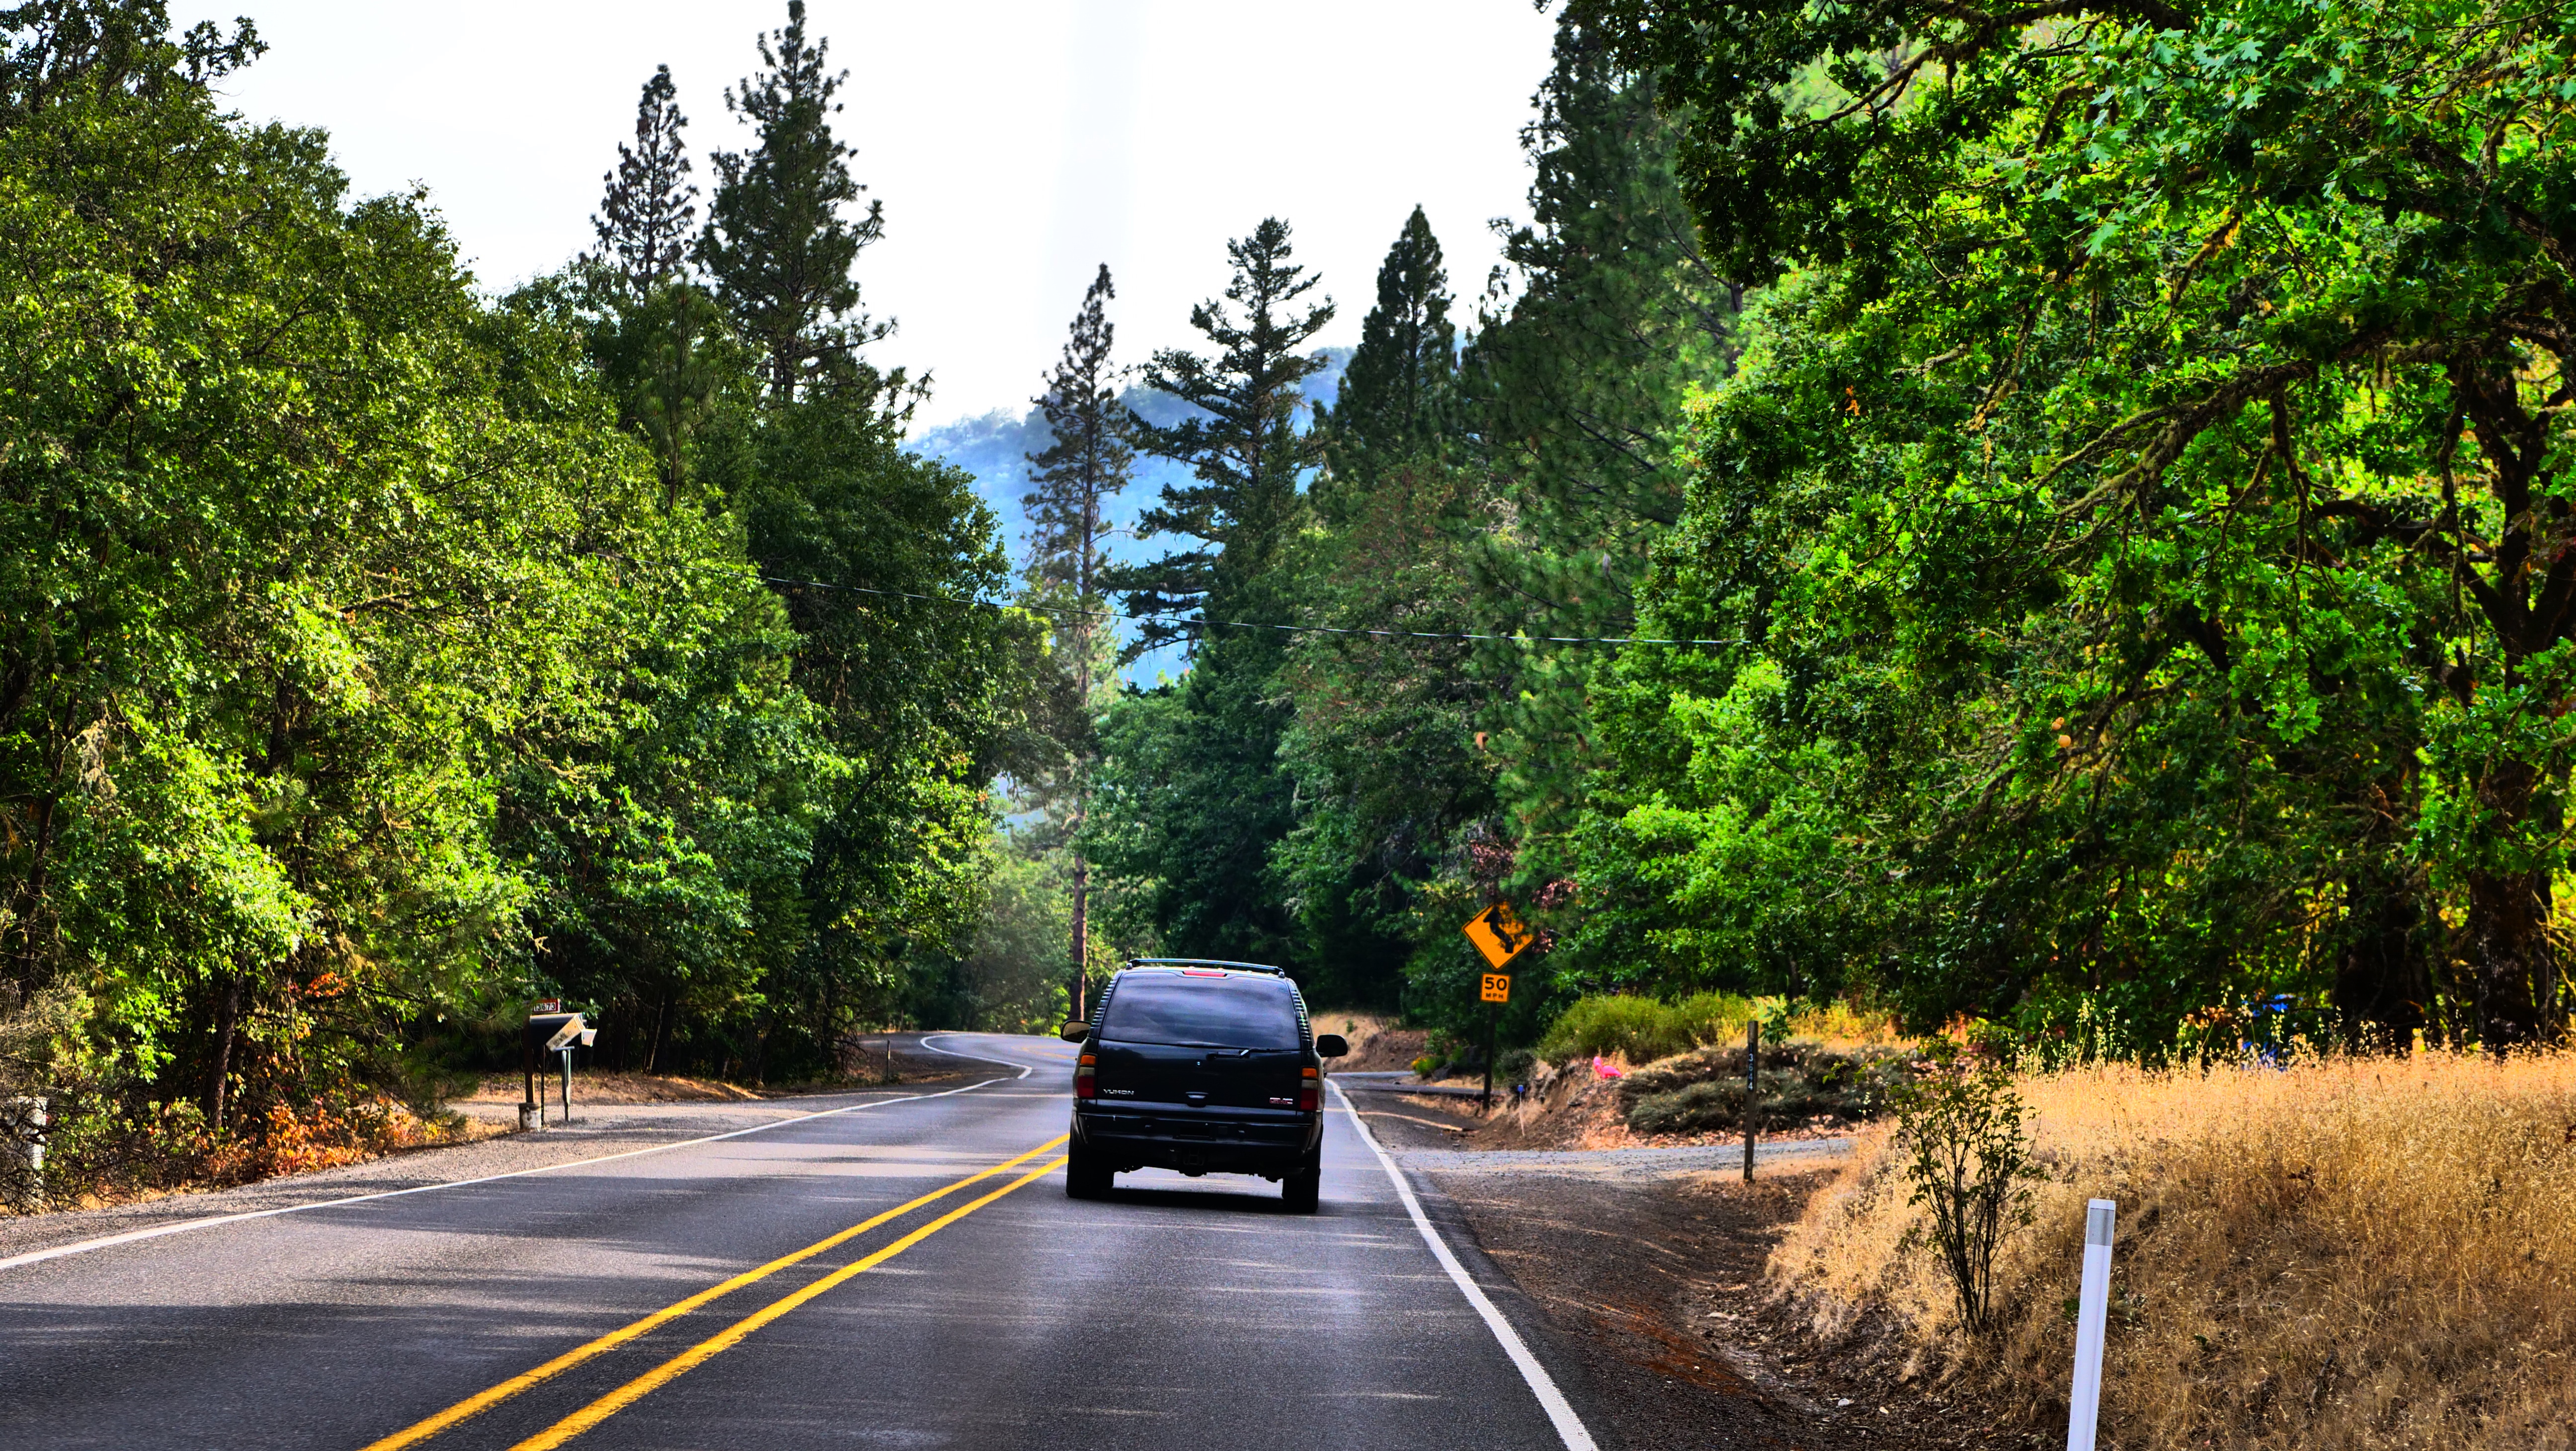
[169,1,1562,428]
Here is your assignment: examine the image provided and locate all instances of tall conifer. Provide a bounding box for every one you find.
[696,0,885,401]
[1114,218,1334,649]
[591,65,696,302]
[1321,205,1457,490]
[1026,264,1131,615]
[1462,20,1734,868]
[1023,264,1132,1016]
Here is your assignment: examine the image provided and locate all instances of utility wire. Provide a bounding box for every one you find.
[615,553,1747,648]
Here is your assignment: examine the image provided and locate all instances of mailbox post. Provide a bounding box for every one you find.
[522,1008,593,1128]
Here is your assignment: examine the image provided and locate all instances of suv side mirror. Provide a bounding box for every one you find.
[1059,1021,1091,1043]
[1314,1033,1349,1058]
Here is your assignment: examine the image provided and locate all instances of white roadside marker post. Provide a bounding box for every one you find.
[2067,1198,2116,1451]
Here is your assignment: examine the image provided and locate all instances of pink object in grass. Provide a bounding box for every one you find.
[1593,1055,1623,1080]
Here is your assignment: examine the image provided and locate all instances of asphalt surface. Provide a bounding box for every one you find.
[0,1035,1599,1451]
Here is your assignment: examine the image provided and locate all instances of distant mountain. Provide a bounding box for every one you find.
[914,346,1352,569]
[911,347,1349,682]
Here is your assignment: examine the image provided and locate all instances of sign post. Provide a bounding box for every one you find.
[1742,1017,1760,1181]
[1462,904,1535,1112]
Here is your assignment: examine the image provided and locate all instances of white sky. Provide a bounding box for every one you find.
[170,1,1562,429]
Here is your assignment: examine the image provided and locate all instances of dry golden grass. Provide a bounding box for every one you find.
[1773,1049,2576,1448]
[1781,1000,1910,1046]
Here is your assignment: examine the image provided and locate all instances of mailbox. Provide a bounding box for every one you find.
[522,1011,593,1129]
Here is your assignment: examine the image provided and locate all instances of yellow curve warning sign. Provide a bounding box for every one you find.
[1462,901,1534,970]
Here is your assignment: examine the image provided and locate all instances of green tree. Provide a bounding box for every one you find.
[0,0,785,1156]
[1114,217,1335,643]
[1277,209,1491,1010]
[696,0,886,403]
[1568,0,2576,1047]
[1452,18,1737,995]
[1021,263,1132,1016]
[1318,205,1456,485]
[725,387,1041,1065]
[1092,220,1334,965]
[590,64,696,303]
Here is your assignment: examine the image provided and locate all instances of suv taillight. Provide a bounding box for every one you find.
[1298,1064,1319,1113]
[1075,1052,1097,1100]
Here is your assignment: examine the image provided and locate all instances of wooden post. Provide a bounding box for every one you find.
[1741,1017,1760,1182]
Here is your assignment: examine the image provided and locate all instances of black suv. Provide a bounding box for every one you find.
[1059,960,1348,1211]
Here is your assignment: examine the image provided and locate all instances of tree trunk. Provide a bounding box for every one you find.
[2466,864,2556,1047]
[2330,863,2426,1051]
[647,990,674,1074]
[205,973,242,1134]
[1069,850,1090,1023]
[2464,760,2560,1047]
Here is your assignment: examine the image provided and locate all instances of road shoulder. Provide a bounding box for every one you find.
[1345,1078,2007,1451]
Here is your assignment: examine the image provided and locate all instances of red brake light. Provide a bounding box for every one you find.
[1181,968,1225,977]
[1298,1085,1320,1112]
[1074,1052,1097,1100]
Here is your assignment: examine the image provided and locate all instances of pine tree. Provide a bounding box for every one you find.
[696,0,885,402]
[1320,205,1456,493]
[1086,221,1335,967]
[1113,218,1335,649]
[591,65,696,303]
[1027,264,1131,616]
[1461,19,1735,868]
[1022,264,1132,1018]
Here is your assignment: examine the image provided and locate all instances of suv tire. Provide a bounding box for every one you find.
[1065,1144,1113,1200]
[1282,1154,1321,1213]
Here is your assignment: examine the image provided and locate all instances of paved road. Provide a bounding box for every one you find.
[0,1035,1594,1451]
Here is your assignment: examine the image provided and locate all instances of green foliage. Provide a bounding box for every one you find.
[1533,990,1753,1063]
[696,0,886,402]
[1895,1053,2038,1335]
[1543,0,2576,1049]
[0,2,1036,1196]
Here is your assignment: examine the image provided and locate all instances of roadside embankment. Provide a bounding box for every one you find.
[1773,1049,2576,1448]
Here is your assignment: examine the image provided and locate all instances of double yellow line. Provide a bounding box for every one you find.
[361,1136,1069,1451]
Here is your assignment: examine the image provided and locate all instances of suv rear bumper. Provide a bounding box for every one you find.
[1072,1104,1319,1178]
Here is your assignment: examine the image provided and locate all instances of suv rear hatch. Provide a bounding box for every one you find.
[1092,973,1307,1111]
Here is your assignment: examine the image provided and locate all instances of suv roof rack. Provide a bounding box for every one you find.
[1124,958,1289,976]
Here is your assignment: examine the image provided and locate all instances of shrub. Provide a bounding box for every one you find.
[1619,1039,1920,1135]
[1894,1054,2037,1336]
[1535,991,1754,1063]
[1629,1078,1748,1134]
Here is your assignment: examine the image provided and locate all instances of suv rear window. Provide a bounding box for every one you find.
[1099,976,1303,1049]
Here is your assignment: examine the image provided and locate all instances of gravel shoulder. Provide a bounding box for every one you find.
[1346,1077,2011,1451]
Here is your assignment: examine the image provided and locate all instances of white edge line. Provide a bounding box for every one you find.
[0,1046,1032,1275]
[915,1033,1054,1075]
[1332,1080,1600,1451]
